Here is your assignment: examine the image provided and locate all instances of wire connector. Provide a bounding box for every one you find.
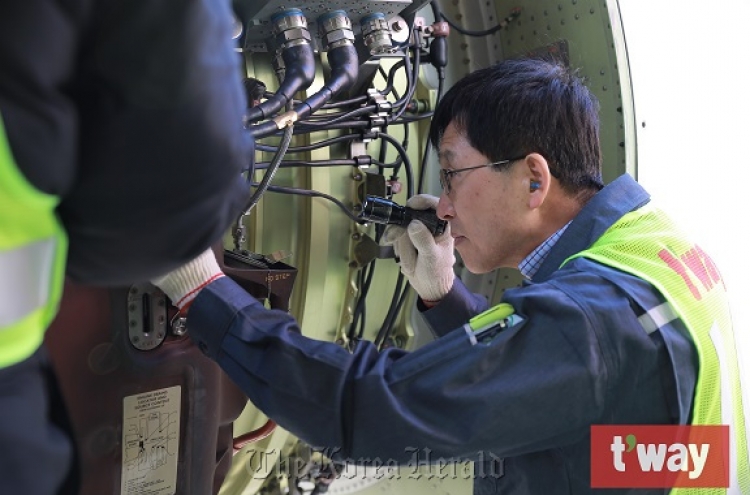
[273,110,299,129]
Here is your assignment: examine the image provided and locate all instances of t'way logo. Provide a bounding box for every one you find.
[659,244,726,300]
[591,425,729,488]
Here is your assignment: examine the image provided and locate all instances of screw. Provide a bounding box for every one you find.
[172,317,188,336]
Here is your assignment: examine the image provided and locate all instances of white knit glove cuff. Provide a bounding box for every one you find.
[150,249,224,310]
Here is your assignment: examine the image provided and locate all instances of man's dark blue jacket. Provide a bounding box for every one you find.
[190,175,697,494]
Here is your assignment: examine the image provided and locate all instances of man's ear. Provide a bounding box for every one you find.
[524,153,551,209]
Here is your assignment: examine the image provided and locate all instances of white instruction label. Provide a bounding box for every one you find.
[120,386,181,495]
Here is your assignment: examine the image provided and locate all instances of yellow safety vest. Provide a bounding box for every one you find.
[566,204,750,494]
[0,114,68,369]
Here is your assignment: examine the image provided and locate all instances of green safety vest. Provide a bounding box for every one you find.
[566,204,750,494]
[0,114,68,369]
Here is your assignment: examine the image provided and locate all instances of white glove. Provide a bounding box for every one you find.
[150,248,224,310]
[381,194,455,302]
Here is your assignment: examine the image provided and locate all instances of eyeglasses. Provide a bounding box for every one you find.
[439,157,525,194]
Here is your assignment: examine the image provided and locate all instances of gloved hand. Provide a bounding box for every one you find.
[381,194,455,302]
[150,248,224,310]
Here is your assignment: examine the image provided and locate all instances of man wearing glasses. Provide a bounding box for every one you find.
[151,58,749,493]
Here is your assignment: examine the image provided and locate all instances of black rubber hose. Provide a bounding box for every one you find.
[245,43,316,124]
[295,43,359,121]
[249,44,359,138]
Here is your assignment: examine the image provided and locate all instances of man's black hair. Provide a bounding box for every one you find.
[429,58,604,196]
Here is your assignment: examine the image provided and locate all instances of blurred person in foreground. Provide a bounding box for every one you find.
[0,1,250,492]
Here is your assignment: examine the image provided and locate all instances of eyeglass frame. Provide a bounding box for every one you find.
[438,156,526,194]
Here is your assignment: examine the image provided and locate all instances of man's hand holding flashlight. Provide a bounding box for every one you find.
[381,194,456,305]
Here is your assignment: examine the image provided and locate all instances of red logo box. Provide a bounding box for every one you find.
[591,425,729,488]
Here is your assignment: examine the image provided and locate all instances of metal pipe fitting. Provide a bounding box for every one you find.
[318,10,355,50]
[360,13,393,54]
[271,8,312,50]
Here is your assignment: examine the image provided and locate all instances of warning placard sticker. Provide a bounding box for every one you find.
[120,386,181,495]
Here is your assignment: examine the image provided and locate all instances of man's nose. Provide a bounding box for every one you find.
[437,192,454,221]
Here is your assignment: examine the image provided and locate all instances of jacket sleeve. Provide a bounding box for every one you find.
[419,277,490,337]
[188,276,610,463]
[0,0,250,285]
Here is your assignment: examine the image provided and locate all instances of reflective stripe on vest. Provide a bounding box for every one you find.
[0,239,55,326]
[565,204,750,494]
[0,114,67,368]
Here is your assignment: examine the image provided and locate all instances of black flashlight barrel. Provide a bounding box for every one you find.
[359,195,447,236]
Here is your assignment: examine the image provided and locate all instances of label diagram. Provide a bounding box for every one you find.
[121,386,181,495]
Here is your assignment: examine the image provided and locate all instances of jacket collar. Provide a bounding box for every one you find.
[532,174,651,282]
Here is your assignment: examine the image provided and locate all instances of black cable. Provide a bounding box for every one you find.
[377,129,389,177]
[378,132,414,198]
[257,184,364,224]
[233,119,294,250]
[292,121,371,133]
[251,158,394,171]
[377,65,389,88]
[378,283,412,347]
[349,263,374,340]
[374,273,405,348]
[390,41,419,121]
[358,302,366,341]
[304,109,364,121]
[242,123,294,209]
[417,76,444,194]
[322,94,369,109]
[251,121,370,140]
[255,134,359,154]
[439,8,520,37]
[379,62,403,101]
[298,105,378,128]
[268,92,369,110]
[391,111,434,125]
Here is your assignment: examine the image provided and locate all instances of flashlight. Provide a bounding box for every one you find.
[359,195,447,236]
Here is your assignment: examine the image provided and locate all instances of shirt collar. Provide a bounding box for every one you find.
[518,222,571,279]
[531,174,651,282]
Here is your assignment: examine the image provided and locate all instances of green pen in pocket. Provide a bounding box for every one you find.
[464,303,525,345]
